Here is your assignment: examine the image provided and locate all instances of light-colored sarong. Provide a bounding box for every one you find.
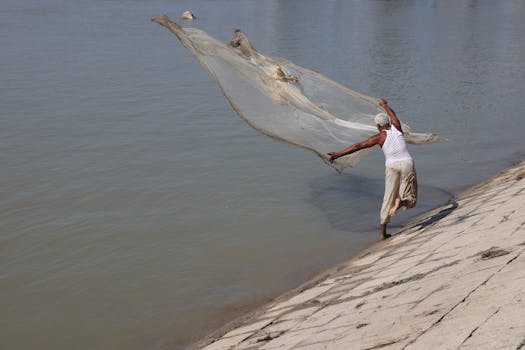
[380,159,418,224]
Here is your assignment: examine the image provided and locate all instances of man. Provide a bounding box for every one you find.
[327,99,417,239]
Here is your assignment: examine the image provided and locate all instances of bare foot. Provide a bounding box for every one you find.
[389,198,401,217]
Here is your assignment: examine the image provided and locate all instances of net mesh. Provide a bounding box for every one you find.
[153,16,444,171]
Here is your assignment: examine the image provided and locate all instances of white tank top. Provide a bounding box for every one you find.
[382,125,412,166]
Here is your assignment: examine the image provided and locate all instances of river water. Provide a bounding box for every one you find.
[1,0,524,349]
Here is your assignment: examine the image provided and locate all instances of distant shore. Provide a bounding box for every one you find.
[190,160,525,350]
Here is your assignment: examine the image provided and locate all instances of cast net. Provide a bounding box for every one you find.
[152,16,444,171]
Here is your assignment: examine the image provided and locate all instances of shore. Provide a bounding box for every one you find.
[190,160,525,350]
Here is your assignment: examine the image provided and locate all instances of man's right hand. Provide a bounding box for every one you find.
[327,152,338,163]
[379,99,388,107]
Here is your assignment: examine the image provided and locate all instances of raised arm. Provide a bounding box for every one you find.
[379,99,403,133]
[327,133,383,162]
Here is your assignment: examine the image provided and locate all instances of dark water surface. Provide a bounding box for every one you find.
[1,0,524,349]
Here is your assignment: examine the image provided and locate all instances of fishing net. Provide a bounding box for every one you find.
[152,16,444,171]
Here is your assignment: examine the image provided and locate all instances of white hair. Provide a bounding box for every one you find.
[375,113,391,127]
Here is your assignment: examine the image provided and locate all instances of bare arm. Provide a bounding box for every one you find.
[379,99,403,133]
[327,133,383,162]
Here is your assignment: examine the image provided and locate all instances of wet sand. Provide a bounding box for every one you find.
[190,160,525,350]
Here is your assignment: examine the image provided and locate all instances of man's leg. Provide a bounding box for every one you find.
[380,223,389,239]
[399,160,418,209]
[389,198,402,217]
[380,165,400,239]
[388,161,417,218]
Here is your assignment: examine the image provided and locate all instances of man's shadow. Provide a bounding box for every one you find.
[408,201,459,230]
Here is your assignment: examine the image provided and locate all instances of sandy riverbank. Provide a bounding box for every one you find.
[189,160,525,350]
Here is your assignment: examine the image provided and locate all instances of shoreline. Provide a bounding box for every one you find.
[187,160,525,350]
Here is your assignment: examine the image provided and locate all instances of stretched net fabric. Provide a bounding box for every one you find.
[152,16,444,172]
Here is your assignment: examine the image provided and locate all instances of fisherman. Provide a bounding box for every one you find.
[327,99,417,239]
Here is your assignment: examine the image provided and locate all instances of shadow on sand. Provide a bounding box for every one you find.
[409,201,459,230]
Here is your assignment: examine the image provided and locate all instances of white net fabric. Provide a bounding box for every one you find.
[153,16,444,171]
